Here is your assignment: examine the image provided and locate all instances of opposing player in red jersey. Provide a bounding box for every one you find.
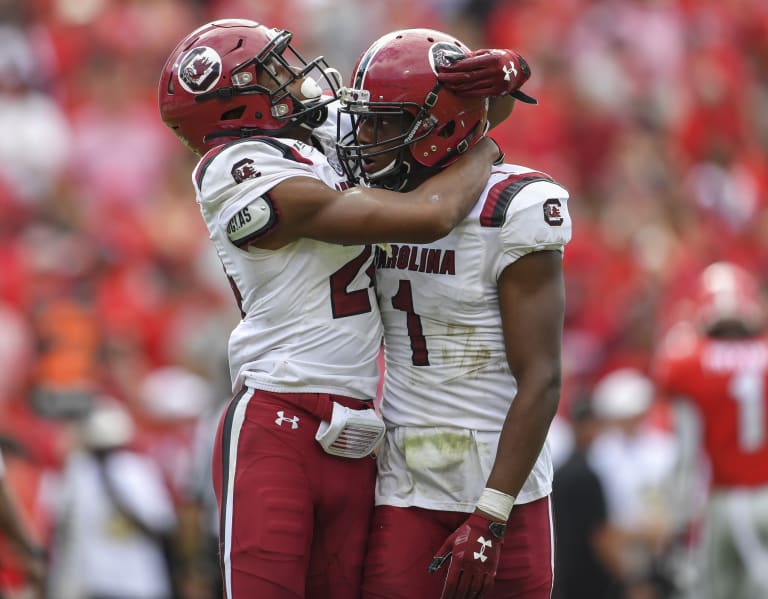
[336,29,570,599]
[654,261,768,599]
[158,19,528,599]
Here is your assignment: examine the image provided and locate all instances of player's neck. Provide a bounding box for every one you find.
[278,128,313,144]
[402,166,437,192]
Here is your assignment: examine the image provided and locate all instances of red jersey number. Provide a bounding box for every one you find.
[329,246,375,318]
[391,279,430,366]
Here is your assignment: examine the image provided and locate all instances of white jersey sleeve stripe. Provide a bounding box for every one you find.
[480,171,553,227]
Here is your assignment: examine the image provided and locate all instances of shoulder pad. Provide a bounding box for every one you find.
[226,195,277,247]
[194,137,314,192]
[490,170,572,260]
[480,171,554,228]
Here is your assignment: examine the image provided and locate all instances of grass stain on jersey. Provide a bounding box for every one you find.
[440,323,492,374]
[403,431,474,471]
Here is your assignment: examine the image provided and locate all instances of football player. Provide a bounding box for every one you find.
[158,19,530,599]
[336,28,572,599]
[654,262,768,599]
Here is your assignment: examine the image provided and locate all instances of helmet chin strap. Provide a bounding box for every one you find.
[369,158,411,191]
[369,157,398,179]
[299,103,329,130]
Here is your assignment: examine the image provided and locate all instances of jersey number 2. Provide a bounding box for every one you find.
[330,246,375,318]
[227,247,374,319]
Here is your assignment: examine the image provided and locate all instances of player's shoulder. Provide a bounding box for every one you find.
[193,136,319,194]
[477,163,569,228]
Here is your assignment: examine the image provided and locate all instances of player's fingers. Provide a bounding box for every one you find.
[440,563,463,599]
[436,72,493,87]
[444,82,497,96]
[437,65,496,80]
[447,568,463,599]
[442,84,497,97]
[454,567,475,599]
[438,74,495,88]
[473,572,491,598]
[449,54,498,72]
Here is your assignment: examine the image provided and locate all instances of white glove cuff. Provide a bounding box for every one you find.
[476,487,516,522]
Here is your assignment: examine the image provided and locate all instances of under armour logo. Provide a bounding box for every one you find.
[502,61,517,82]
[473,537,493,562]
[275,411,300,429]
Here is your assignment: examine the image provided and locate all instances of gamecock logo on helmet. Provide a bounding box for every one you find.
[429,42,466,74]
[178,46,222,94]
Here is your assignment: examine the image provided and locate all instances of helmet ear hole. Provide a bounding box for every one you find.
[221,106,246,120]
[437,120,455,138]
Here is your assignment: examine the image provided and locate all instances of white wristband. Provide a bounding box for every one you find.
[476,487,516,522]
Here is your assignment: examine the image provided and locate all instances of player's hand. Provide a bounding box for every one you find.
[428,512,506,599]
[437,49,537,103]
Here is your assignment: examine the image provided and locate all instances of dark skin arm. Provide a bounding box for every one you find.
[488,97,515,130]
[481,250,565,504]
[252,137,500,249]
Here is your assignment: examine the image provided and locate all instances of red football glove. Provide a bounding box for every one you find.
[428,513,506,599]
[437,49,537,104]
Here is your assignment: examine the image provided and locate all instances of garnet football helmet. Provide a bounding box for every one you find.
[694,262,766,336]
[158,19,341,155]
[336,29,489,190]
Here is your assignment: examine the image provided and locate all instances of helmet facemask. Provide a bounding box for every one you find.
[196,30,342,143]
[337,88,437,190]
[335,30,489,190]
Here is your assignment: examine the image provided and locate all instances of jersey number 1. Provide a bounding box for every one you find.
[391,280,430,366]
[729,371,766,452]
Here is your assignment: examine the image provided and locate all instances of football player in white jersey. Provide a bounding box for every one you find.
[158,19,530,599]
[336,29,572,599]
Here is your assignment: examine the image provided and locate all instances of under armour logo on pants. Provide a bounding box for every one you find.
[275,410,300,429]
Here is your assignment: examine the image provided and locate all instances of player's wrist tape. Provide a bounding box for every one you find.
[315,402,385,459]
[476,487,516,522]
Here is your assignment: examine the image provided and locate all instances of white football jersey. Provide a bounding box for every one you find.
[375,164,572,509]
[193,114,382,400]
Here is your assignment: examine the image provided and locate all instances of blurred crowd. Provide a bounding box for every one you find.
[0,0,766,597]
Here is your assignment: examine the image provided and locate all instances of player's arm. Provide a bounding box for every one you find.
[486,249,565,498]
[428,250,565,599]
[255,136,500,248]
[487,96,516,130]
